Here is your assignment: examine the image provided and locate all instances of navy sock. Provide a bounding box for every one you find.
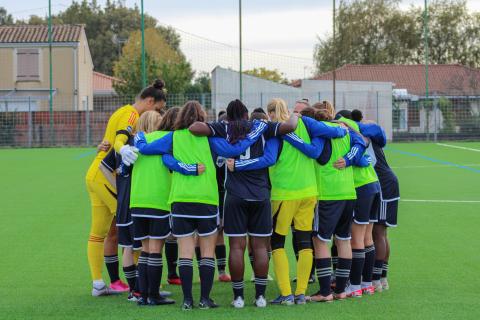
[331,245,338,276]
[373,260,384,281]
[232,279,244,299]
[382,261,389,278]
[178,258,193,301]
[147,253,163,299]
[315,258,332,296]
[362,245,375,283]
[350,249,365,286]
[165,239,178,277]
[334,258,352,294]
[123,264,137,291]
[249,252,255,268]
[199,258,215,300]
[195,247,202,269]
[254,276,267,298]
[104,254,120,283]
[215,244,227,273]
[137,252,149,299]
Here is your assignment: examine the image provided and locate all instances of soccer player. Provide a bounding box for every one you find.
[99,135,142,301]
[211,100,283,308]
[85,79,166,296]
[354,113,399,292]
[130,110,204,306]
[336,110,381,298]
[283,103,366,301]
[135,101,268,310]
[265,99,347,305]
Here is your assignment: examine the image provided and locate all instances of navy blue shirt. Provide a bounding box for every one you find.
[101,137,133,225]
[207,120,281,201]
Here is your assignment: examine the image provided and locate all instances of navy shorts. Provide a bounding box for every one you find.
[131,208,171,240]
[171,202,219,237]
[117,223,142,250]
[353,193,378,224]
[313,200,354,241]
[223,193,272,237]
[376,199,398,227]
[370,193,381,223]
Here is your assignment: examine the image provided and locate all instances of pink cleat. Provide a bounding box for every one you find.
[218,272,231,282]
[109,280,130,293]
[362,285,375,295]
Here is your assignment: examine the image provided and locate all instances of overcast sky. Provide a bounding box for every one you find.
[4,0,480,79]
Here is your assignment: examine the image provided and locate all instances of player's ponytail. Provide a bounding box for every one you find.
[139,79,167,102]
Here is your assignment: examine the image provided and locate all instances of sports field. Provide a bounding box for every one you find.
[2,142,479,320]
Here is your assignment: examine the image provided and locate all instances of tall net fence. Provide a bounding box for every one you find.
[1,1,479,147]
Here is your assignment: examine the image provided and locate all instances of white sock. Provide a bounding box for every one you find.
[361,281,372,288]
[93,280,105,289]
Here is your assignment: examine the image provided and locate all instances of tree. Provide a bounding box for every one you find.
[186,72,211,94]
[113,28,193,96]
[244,67,288,84]
[0,7,13,25]
[314,0,480,74]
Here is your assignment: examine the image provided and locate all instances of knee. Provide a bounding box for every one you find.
[230,238,246,251]
[271,232,286,251]
[295,230,313,251]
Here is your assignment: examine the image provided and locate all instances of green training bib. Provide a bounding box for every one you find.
[130,131,171,211]
[169,129,218,205]
[315,122,356,200]
[338,117,378,188]
[269,118,318,200]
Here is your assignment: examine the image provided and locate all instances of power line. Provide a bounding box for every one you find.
[156,21,313,63]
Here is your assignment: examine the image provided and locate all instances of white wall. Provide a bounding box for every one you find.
[212,67,393,139]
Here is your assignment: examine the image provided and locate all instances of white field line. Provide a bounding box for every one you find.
[401,199,480,203]
[436,143,480,152]
[391,163,480,169]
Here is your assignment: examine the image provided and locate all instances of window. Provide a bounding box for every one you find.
[16,48,40,81]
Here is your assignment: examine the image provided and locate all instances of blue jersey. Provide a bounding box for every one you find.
[208,121,281,201]
[359,123,399,200]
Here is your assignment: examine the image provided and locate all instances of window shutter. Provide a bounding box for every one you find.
[17,49,40,81]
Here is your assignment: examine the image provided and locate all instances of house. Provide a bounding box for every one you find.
[93,71,121,111]
[0,24,93,111]
[315,64,480,136]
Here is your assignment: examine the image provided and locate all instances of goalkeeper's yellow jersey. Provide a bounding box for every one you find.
[85,104,139,182]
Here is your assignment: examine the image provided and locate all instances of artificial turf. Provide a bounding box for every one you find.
[1,142,479,319]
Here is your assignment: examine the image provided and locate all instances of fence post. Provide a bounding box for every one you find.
[85,98,91,146]
[260,92,263,107]
[376,91,379,123]
[433,98,438,142]
[200,93,206,108]
[318,92,321,102]
[28,96,32,148]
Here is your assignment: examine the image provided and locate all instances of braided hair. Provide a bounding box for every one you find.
[226,99,250,144]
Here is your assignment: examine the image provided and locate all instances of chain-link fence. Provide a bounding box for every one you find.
[392,96,480,141]
[2,90,478,147]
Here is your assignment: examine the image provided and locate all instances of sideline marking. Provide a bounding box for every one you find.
[436,143,480,152]
[401,199,480,203]
[385,147,480,174]
[391,163,480,169]
[74,149,97,160]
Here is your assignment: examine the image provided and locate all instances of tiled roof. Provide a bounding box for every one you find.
[315,64,480,96]
[0,25,83,43]
[93,72,121,95]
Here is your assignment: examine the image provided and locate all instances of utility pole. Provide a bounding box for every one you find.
[239,0,243,100]
[141,0,146,88]
[332,0,336,108]
[48,0,53,144]
[424,0,431,140]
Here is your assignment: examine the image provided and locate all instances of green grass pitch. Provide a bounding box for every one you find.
[2,142,479,319]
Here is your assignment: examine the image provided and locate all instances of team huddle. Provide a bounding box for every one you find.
[85,79,399,310]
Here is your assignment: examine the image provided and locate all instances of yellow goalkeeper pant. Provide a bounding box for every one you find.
[86,176,116,281]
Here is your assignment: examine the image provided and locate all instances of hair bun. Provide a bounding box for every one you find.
[153,79,165,90]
